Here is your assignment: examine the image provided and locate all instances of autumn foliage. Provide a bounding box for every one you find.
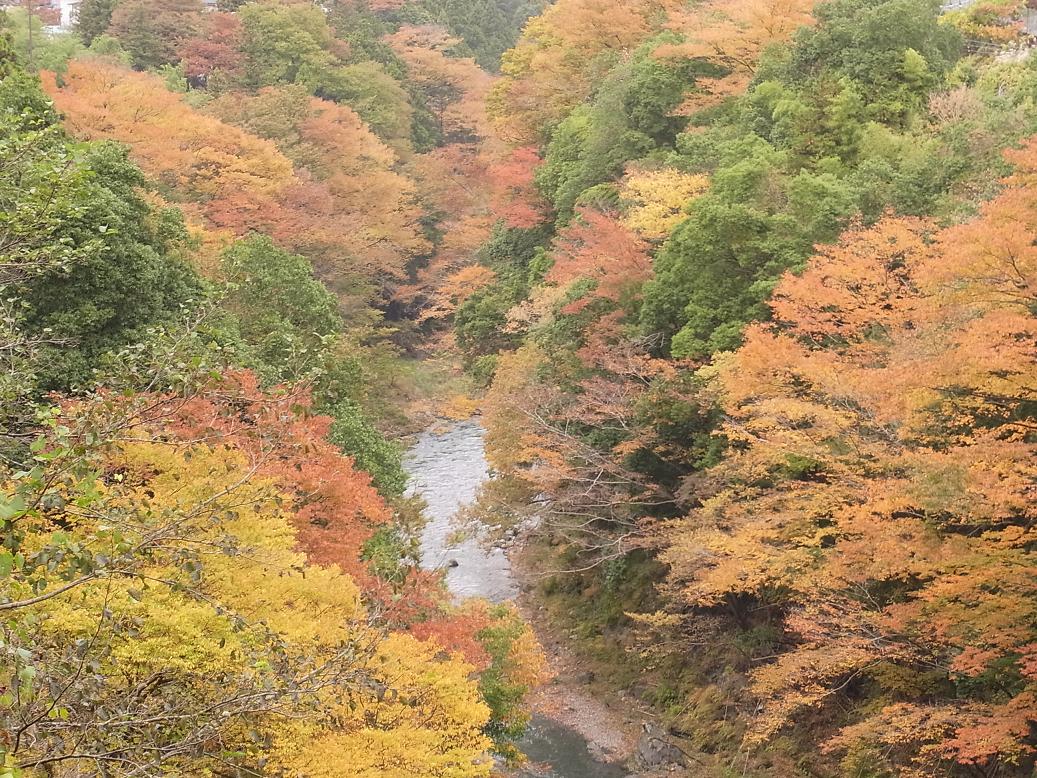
[490,0,675,141]
[42,62,427,303]
[658,0,817,111]
[662,163,1037,770]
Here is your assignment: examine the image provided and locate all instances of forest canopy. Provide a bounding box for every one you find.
[2,0,1036,775]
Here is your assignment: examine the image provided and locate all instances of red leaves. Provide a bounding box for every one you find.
[178,12,245,82]
[547,208,652,312]
[165,372,392,585]
[488,146,545,229]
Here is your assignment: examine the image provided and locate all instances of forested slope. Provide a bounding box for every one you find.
[0,1,545,774]
[2,0,1036,776]
[464,0,1037,774]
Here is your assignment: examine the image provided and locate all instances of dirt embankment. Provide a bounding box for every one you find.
[511,553,646,766]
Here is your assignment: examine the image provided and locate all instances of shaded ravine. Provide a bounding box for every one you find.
[405,419,628,778]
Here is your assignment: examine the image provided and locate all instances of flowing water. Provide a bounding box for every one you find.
[404,419,628,778]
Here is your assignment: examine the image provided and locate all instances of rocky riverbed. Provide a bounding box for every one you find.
[405,419,651,777]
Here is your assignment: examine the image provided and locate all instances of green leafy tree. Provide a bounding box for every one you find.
[74,0,118,46]
[316,61,415,146]
[535,38,703,220]
[409,0,547,71]
[218,236,407,498]
[3,6,84,72]
[0,73,200,394]
[786,0,960,125]
[328,402,407,497]
[219,235,342,384]
[238,0,344,89]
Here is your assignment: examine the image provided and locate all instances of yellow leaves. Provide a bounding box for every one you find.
[483,343,548,473]
[108,442,366,648]
[27,437,499,775]
[278,633,493,778]
[287,727,493,778]
[43,585,242,677]
[621,167,710,240]
[491,0,675,139]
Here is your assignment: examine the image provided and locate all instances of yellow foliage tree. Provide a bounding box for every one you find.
[4,434,493,776]
[621,167,710,240]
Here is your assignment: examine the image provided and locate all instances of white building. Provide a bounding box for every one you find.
[57,0,79,30]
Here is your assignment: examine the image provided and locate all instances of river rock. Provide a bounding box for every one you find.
[632,724,687,770]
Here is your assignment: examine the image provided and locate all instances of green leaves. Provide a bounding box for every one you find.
[0,496,25,524]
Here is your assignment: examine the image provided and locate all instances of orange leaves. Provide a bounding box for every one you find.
[491,0,675,140]
[240,92,428,281]
[546,208,652,311]
[658,0,816,112]
[930,138,1037,311]
[660,156,1037,769]
[770,215,933,345]
[44,62,429,294]
[164,372,392,586]
[418,265,498,324]
[45,61,293,206]
[387,24,493,142]
[487,146,545,229]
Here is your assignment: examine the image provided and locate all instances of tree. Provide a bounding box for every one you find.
[657,0,817,111]
[207,85,430,285]
[489,0,674,142]
[638,155,820,358]
[661,199,1036,773]
[2,5,84,72]
[75,0,118,45]
[315,60,415,148]
[177,11,245,86]
[621,167,710,240]
[219,234,342,383]
[0,70,200,393]
[387,24,493,144]
[944,0,1027,42]
[0,394,494,774]
[545,209,652,310]
[107,0,204,70]
[785,0,960,125]
[412,0,547,71]
[45,63,428,304]
[237,0,347,89]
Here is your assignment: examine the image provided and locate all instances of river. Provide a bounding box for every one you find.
[404,419,629,778]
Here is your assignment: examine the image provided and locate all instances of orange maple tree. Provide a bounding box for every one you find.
[489,0,676,141]
[657,0,816,111]
[44,62,428,302]
[660,153,1036,773]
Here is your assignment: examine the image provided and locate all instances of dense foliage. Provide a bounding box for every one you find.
[468,0,1037,773]
[5,0,1037,774]
[0,2,546,774]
